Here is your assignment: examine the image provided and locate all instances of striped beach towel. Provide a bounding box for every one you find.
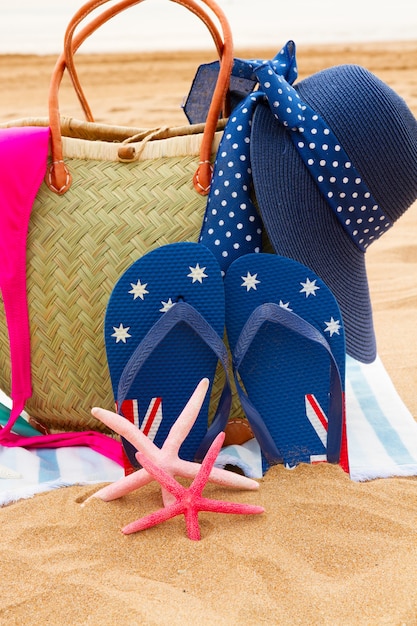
[1,354,417,506]
[345,355,417,481]
[0,445,124,506]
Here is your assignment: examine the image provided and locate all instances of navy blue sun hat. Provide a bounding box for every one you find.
[250,62,417,363]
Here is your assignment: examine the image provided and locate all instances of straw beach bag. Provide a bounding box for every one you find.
[0,0,234,433]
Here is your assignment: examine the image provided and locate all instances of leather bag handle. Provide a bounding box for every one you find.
[46,0,234,196]
[64,0,226,122]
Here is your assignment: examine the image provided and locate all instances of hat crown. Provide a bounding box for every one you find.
[296,64,417,222]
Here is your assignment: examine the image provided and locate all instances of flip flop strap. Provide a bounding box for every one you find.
[232,302,343,465]
[117,301,231,460]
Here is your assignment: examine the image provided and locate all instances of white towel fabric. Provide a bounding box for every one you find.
[345,354,417,481]
[1,353,417,506]
[0,445,124,506]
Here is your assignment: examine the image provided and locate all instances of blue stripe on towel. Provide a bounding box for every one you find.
[75,445,114,481]
[347,356,416,465]
[37,448,60,483]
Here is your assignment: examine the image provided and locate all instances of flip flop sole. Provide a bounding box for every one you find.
[105,242,225,466]
[225,253,345,468]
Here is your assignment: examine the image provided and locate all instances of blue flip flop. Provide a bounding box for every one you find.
[104,242,231,469]
[224,253,345,471]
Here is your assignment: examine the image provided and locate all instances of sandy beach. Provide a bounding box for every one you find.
[1,40,417,625]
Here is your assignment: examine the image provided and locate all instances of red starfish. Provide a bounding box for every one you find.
[122,431,264,540]
[89,379,258,507]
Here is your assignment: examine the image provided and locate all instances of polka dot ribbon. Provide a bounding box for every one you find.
[199,41,392,274]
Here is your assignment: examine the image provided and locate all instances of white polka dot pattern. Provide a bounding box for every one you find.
[199,41,392,274]
[255,62,392,251]
[199,44,301,275]
[199,91,265,276]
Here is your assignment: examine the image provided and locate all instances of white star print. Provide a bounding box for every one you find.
[241,271,260,291]
[129,279,149,300]
[324,317,342,336]
[160,298,175,313]
[300,277,320,297]
[112,323,131,343]
[279,300,292,311]
[187,264,208,283]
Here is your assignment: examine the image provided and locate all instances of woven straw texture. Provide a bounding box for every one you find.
[0,122,235,433]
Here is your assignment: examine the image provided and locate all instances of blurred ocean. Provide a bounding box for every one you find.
[0,0,416,55]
